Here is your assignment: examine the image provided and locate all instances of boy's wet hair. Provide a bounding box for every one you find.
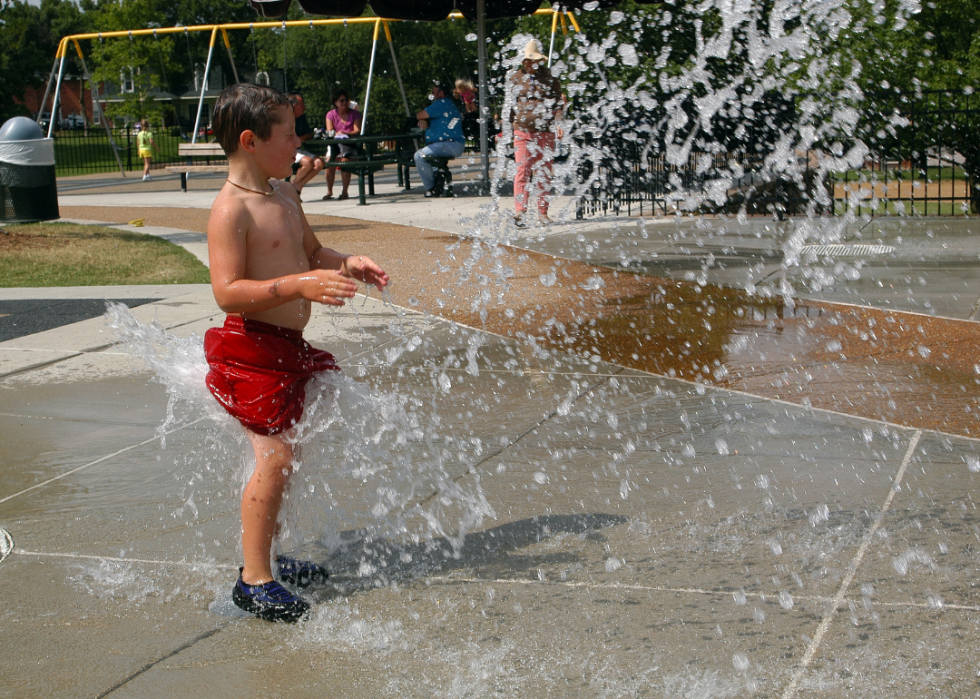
[212,83,292,155]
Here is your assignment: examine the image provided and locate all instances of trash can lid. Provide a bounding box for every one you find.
[0,117,45,142]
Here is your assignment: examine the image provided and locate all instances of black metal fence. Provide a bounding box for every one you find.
[575,91,980,219]
[574,141,825,220]
[830,148,974,217]
[52,126,187,177]
[575,143,976,219]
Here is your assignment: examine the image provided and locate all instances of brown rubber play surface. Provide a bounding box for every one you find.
[61,205,980,437]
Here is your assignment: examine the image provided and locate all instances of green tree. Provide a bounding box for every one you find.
[0,0,85,122]
[837,0,980,211]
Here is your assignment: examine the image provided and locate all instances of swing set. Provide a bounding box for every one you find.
[40,8,581,177]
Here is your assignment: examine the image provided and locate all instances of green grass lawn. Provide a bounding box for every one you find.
[832,166,970,182]
[0,222,210,287]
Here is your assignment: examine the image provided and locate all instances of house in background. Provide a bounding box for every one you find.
[21,61,244,135]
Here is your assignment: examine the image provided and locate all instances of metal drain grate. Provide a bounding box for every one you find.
[800,244,896,257]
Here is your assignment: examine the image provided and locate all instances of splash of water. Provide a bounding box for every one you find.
[104,303,495,579]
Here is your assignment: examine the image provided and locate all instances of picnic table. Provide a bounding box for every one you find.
[167,132,424,204]
[307,131,422,205]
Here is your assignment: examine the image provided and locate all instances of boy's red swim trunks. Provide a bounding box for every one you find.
[204,316,339,435]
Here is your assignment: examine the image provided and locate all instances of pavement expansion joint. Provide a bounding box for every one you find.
[780,429,922,699]
[95,624,231,699]
[11,549,239,571]
[0,417,206,507]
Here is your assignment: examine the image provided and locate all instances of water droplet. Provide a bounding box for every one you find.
[617,44,639,66]
[809,504,830,526]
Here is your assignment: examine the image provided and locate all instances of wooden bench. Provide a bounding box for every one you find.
[166,143,228,192]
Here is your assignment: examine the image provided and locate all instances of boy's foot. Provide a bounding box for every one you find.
[321,193,333,200]
[276,555,329,588]
[232,572,310,623]
[337,193,349,201]
[142,175,150,181]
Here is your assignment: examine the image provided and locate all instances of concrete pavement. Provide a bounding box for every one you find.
[2,177,980,697]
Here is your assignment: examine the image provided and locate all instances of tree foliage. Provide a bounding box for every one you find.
[0,0,86,122]
[7,0,979,213]
[834,0,980,210]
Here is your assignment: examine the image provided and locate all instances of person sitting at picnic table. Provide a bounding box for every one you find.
[322,89,362,201]
[414,81,465,198]
[287,92,324,195]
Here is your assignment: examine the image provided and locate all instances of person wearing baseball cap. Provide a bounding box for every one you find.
[414,81,466,197]
[507,38,566,225]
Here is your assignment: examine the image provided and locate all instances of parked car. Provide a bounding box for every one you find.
[35,111,51,131]
[61,115,85,130]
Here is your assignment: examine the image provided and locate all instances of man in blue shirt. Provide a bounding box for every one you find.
[414,82,466,197]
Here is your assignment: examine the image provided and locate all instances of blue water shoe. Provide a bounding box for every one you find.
[276,555,330,588]
[232,572,310,623]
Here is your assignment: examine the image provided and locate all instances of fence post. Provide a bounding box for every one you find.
[126,126,132,172]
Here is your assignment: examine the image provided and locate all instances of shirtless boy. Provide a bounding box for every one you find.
[205,83,388,622]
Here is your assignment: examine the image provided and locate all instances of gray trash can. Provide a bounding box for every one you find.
[0,117,59,223]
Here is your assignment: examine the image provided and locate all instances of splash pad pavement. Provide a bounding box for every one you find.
[2,187,980,697]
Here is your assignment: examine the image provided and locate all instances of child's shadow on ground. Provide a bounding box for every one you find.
[311,512,628,597]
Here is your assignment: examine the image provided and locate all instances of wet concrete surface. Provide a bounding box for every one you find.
[3,286,980,697]
[0,298,157,341]
[521,215,980,319]
[4,198,980,696]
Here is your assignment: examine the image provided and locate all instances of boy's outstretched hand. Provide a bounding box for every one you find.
[297,269,358,306]
[342,255,389,292]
